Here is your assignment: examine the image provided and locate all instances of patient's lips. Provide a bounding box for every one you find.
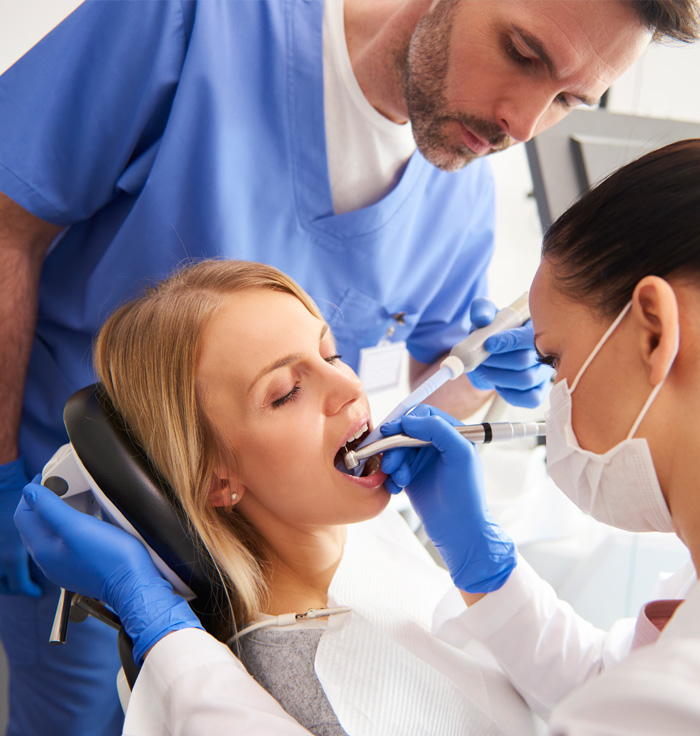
[334,417,387,488]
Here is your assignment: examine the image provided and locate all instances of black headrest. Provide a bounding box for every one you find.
[63,384,231,639]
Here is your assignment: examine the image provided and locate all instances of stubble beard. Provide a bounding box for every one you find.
[400,0,510,172]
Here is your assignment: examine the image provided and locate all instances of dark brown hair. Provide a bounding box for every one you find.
[542,139,700,316]
[631,0,700,42]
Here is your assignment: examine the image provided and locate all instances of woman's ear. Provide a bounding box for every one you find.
[631,276,679,386]
[209,473,245,508]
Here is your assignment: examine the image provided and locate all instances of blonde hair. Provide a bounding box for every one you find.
[93,259,323,632]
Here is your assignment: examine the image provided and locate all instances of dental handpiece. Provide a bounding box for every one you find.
[450,292,530,373]
[348,292,531,475]
[344,421,545,470]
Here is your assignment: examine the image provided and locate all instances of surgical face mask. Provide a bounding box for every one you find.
[545,302,676,533]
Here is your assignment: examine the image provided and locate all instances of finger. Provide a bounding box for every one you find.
[469,297,497,328]
[420,405,464,428]
[383,476,404,495]
[469,362,552,391]
[380,419,403,437]
[380,403,432,438]
[381,447,410,475]
[496,383,549,409]
[391,457,416,488]
[479,348,541,371]
[14,495,49,541]
[483,321,535,354]
[20,483,80,536]
[399,414,473,458]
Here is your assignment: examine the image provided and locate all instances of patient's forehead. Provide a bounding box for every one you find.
[197,289,325,390]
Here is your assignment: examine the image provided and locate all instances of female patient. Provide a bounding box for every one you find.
[19,259,542,736]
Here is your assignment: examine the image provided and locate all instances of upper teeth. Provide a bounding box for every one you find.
[347,423,368,444]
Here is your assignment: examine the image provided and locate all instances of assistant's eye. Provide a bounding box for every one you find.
[271,385,301,408]
[536,351,558,370]
[325,354,342,365]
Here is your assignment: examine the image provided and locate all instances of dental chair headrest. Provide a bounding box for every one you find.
[64,383,232,640]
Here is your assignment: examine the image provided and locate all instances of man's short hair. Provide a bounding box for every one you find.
[632,0,700,42]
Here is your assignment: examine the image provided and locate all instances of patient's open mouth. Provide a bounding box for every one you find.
[334,424,377,476]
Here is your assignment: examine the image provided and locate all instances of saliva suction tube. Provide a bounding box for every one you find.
[344,293,531,476]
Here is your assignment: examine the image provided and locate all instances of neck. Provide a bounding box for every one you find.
[343,0,430,123]
[262,523,347,615]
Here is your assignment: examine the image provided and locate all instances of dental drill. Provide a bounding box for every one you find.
[344,421,546,470]
[348,293,531,475]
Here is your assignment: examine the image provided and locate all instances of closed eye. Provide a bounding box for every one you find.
[505,39,533,67]
[272,385,301,408]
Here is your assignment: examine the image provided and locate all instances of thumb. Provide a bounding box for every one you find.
[20,483,77,536]
[469,297,497,329]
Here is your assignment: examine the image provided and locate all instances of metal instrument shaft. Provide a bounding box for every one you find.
[344,421,545,470]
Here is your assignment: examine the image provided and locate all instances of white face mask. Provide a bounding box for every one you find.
[545,302,677,533]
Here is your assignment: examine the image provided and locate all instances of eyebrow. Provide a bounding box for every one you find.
[248,323,330,392]
[513,26,599,107]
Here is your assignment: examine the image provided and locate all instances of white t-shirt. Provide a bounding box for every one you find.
[322,0,416,214]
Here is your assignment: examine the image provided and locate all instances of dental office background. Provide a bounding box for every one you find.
[2,2,700,729]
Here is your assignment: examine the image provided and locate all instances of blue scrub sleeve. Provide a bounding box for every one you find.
[0,0,195,225]
[406,162,495,366]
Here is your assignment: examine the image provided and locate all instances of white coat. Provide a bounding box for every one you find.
[123,508,545,736]
[436,555,700,735]
[123,527,699,735]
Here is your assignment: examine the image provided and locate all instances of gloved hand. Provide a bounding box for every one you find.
[466,297,552,408]
[15,477,203,664]
[381,405,516,593]
[0,459,42,596]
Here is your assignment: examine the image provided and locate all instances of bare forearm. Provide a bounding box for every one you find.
[0,191,63,463]
[409,356,493,421]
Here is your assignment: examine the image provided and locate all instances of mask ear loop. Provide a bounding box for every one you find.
[627,323,680,440]
[570,302,632,393]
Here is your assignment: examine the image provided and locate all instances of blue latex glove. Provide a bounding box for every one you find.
[0,459,42,597]
[15,478,203,664]
[381,405,516,593]
[466,297,552,408]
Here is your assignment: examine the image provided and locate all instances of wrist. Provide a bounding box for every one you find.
[108,572,203,665]
[131,597,203,665]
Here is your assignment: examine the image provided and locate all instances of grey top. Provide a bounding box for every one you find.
[235,627,348,736]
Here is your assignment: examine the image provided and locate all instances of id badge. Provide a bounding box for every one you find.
[358,341,406,393]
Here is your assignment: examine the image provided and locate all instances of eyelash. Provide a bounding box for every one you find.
[505,39,532,67]
[505,39,576,109]
[536,352,557,369]
[271,354,343,408]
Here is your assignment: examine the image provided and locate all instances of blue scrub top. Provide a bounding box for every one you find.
[0,0,495,474]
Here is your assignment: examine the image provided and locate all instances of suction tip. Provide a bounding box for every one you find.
[344,451,359,470]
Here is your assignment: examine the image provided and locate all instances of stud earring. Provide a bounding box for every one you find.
[231,492,239,505]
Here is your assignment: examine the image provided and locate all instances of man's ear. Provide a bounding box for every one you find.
[631,276,679,386]
[209,473,245,508]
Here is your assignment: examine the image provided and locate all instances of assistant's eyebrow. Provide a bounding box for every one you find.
[248,323,330,392]
[513,26,599,107]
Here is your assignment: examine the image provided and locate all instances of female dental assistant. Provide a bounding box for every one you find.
[381,138,700,734]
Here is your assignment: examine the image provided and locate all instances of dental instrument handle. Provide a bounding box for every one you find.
[349,293,529,475]
[351,361,461,461]
[344,421,546,469]
[49,587,73,644]
[450,292,530,373]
